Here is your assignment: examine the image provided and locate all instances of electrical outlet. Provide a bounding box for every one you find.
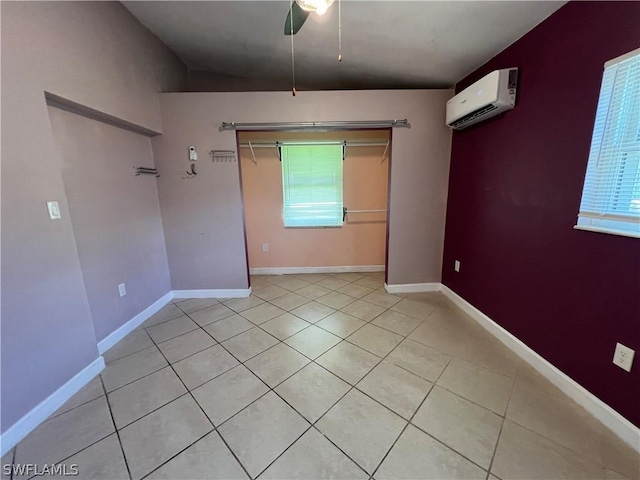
[262,243,269,252]
[454,260,461,272]
[118,283,126,297]
[613,342,634,372]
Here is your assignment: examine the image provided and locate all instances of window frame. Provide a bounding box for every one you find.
[280,143,345,228]
[575,48,640,239]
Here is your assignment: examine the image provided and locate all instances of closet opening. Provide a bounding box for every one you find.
[236,129,392,284]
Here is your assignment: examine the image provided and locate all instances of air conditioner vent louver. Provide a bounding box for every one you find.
[446,68,518,130]
[449,104,498,129]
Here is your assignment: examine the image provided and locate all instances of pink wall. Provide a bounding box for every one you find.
[1,2,186,434]
[153,90,452,290]
[48,107,172,342]
[239,131,389,269]
[442,2,640,426]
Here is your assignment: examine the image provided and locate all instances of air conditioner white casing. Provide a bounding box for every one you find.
[446,68,518,130]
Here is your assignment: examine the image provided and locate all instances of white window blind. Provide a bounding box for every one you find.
[281,144,343,227]
[576,48,640,238]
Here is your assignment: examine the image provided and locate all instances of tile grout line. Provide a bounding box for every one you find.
[125,281,502,475]
[404,353,603,477]
[107,312,227,369]
[484,372,517,480]
[250,425,316,479]
[249,349,371,476]
[18,390,133,480]
[136,307,189,330]
[309,424,371,478]
[144,361,276,478]
[22,435,114,480]
[266,281,413,364]
[294,309,432,476]
[154,332,219,362]
[102,345,170,395]
[491,406,614,475]
[227,348,366,477]
[104,306,291,398]
[8,279,453,476]
[369,353,454,478]
[44,384,105,422]
[138,429,217,480]
[188,281,392,477]
[101,343,154,371]
[36,276,481,480]
[262,284,434,417]
[107,288,405,406]
[390,325,522,476]
[495,363,616,472]
[190,331,315,478]
[254,282,389,315]
[407,411,496,475]
[423,381,511,418]
[136,323,255,480]
[286,288,513,478]
[248,320,381,477]
[255,275,386,303]
[97,277,623,477]
[98,375,134,480]
[174,298,222,316]
[17,395,120,480]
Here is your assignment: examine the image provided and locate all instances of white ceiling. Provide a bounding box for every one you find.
[123,1,565,91]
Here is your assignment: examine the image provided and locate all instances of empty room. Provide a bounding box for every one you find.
[1,1,639,479]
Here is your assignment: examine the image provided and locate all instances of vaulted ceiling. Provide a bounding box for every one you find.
[123,1,566,91]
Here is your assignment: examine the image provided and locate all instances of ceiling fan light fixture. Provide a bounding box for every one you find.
[297,0,334,16]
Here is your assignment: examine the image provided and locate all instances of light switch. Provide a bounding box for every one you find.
[47,201,61,220]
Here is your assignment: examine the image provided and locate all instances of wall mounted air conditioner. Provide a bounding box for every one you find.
[446,68,518,130]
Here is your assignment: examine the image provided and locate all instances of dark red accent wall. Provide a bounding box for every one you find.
[443,1,640,427]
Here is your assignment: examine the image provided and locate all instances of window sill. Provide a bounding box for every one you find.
[284,225,343,229]
[573,225,640,239]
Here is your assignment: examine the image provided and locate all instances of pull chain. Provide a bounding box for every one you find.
[290,0,297,96]
[338,0,342,61]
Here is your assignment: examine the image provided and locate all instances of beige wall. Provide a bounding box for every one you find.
[239,131,389,269]
[153,90,452,290]
[1,1,186,433]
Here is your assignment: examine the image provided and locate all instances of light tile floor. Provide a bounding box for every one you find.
[4,272,639,479]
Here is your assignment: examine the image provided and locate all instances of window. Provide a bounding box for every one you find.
[281,144,344,227]
[576,48,640,238]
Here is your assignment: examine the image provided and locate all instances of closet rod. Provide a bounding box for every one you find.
[239,141,388,148]
[221,119,408,131]
[346,209,387,213]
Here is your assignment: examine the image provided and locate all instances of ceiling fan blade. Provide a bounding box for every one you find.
[284,2,310,35]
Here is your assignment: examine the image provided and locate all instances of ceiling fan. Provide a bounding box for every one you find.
[284,0,341,95]
[284,0,335,35]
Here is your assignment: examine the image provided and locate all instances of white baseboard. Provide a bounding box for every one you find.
[6,281,636,458]
[98,289,251,355]
[250,265,384,275]
[0,286,251,457]
[172,288,251,299]
[440,284,640,452]
[384,282,440,294]
[0,356,105,456]
[97,292,173,355]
